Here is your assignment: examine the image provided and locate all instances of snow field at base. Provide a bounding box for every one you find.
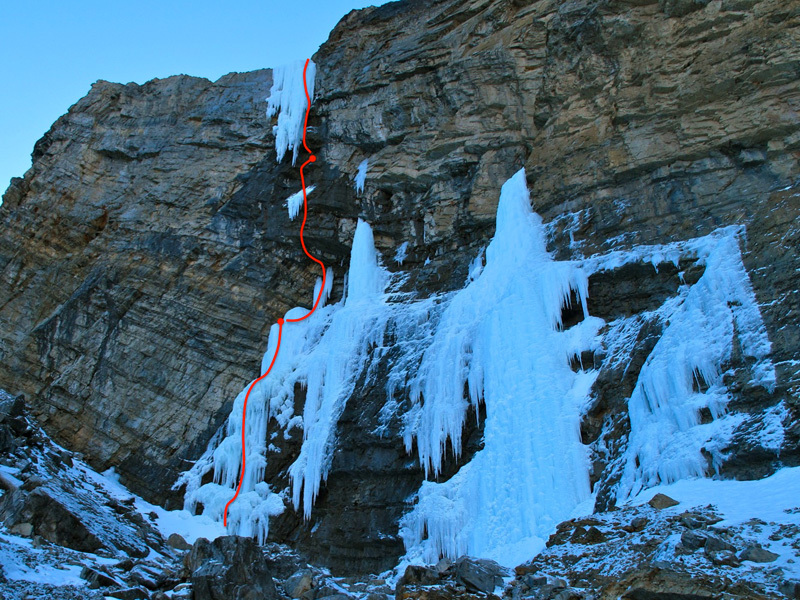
[0,530,88,586]
[628,466,800,579]
[0,457,224,589]
[630,466,800,530]
[90,466,226,546]
[266,59,316,165]
[399,169,599,567]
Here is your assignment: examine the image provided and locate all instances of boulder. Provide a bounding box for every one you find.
[186,536,278,600]
[648,494,680,510]
[703,535,736,554]
[167,532,192,551]
[107,587,150,600]
[739,544,778,563]
[454,556,508,595]
[622,517,649,533]
[284,569,314,599]
[706,549,740,567]
[81,565,124,588]
[779,581,800,599]
[680,530,707,551]
[129,563,161,590]
[399,565,440,587]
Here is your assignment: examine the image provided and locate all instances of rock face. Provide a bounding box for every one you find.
[0,69,333,506]
[0,0,799,577]
[185,536,279,600]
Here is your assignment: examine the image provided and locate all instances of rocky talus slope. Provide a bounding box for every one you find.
[2,391,799,599]
[0,0,799,585]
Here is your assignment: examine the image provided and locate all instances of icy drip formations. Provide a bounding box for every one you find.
[178,219,388,540]
[589,229,777,502]
[399,174,775,566]
[355,159,368,194]
[178,167,774,566]
[286,185,316,221]
[267,59,316,165]
[399,170,601,567]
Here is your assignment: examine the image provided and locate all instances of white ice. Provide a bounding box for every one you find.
[355,159,368,194]
[613,229,776,501]
[286,185,316,221]
[394,242,409,265]
[178,162,778,571]
[181,219,392,535]
[267,59,316,165]
[399,169,600,567]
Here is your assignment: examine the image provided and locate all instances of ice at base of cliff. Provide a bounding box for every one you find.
[267,59,316,165]
[180,218,392,540]
[179,166,776,569]
[596,226,776,502]
[398,169,775,566]
[399,169,598,567]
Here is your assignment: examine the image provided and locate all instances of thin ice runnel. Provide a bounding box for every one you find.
[286,185,316,221]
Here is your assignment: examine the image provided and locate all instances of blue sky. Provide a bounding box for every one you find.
[0,0,391,195]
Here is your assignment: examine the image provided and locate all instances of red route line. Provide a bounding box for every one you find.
[224,58,326,527]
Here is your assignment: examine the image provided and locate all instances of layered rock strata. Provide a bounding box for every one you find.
[0,0,798,574]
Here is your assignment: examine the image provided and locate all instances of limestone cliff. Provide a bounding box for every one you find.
[0,0,798,576]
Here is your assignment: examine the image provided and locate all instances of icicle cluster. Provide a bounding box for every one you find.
[610,228,776,500]
[398,169,600,567]
[354,159,368,194]
[266,60,316,165]
[178,161,776,567]
[286,185,315,221]
[178,220,392,538]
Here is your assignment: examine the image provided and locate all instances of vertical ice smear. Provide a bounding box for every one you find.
[467,248,485,282]
[616,230,776,500]
[400,169,600,567]
[355,159,368,194]
[267,59,316,165]
[286,185,316,221]
[346,219,389,303]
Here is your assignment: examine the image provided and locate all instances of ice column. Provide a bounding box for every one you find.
[400,169,601,567]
